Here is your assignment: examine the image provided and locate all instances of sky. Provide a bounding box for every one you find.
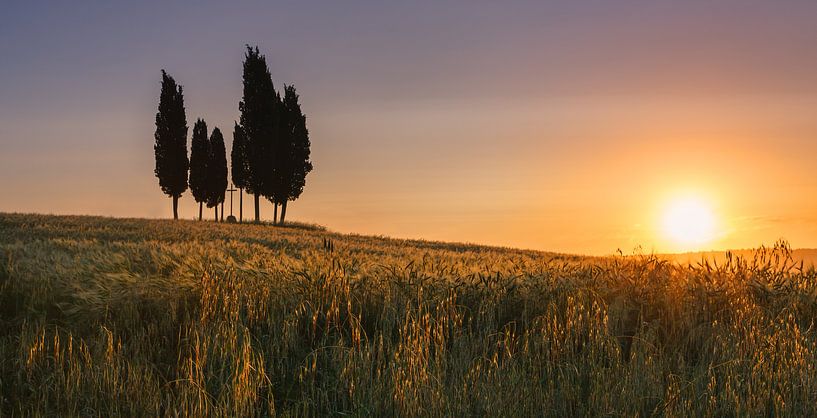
[1,0,817,255]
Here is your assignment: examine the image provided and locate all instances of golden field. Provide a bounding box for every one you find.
[1,213,816,416]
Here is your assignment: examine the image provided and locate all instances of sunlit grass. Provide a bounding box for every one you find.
[1,213,816,416]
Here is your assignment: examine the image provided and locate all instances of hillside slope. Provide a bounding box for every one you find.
[1,213,816,416]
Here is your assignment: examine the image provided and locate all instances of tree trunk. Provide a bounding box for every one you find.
[172,196,179,220]
[239,189,243,223]
[280,200,288,225]
[214,206,218,222]
[254,193,260,223]
[220,202,224,222]
[273,202,278,225]
[198,202,203,221]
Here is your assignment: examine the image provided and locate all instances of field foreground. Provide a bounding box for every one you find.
[1,214,817,416]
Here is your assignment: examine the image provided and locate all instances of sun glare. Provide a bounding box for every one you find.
[661,196,716,250]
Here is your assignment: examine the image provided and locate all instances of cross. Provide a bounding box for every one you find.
[227,186,238,216]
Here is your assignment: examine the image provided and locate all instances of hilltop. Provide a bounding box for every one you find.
[1,213,816,416]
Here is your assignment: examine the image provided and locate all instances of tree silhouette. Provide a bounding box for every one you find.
[231,122,249,223]
[268,89,290,224]
[239,45,279,223]
[206,127,228,222]
[189,119,209,220]
[153,70,188,220]
[278,85,313,224]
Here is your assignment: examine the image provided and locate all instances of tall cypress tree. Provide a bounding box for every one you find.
[231,122,249,223]
[153,70,188,220]
[206,127,228,221]
[269,89,289,224]
[239,45,279,223]
[189,119,209,220]
[279,85,312,224]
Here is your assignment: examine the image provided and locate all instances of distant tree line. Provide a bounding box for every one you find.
[153,45,312,224]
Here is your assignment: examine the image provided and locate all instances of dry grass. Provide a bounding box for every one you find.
[1,213,816,416]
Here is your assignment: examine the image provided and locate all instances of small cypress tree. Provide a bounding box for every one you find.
[153,70,188,219]
[231,122,249,222]
[206,127,228,221]
[279,85,312,224]
[189,119,209,220]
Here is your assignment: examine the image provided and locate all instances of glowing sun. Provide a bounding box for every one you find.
[661,196,717,248]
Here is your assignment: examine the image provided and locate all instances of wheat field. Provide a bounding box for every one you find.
[1,213,816,416]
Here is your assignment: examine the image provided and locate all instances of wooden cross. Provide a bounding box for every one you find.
[227,187,238,216]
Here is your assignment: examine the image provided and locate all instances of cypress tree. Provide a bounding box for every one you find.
[153,70,188,220]
[206,127,228,222]
[239,45,279,223]
[269,88,284,225]
[279,85,313,224]
[231,122,249,222]
[270,89,289,224]
[189,119,209,220]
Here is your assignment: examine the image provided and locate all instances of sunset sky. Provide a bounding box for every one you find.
[2,1,817,255]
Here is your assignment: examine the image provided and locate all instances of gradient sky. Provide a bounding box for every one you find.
[2,1,817,255]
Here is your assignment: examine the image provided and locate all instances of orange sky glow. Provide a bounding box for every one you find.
[2,2,816,255]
